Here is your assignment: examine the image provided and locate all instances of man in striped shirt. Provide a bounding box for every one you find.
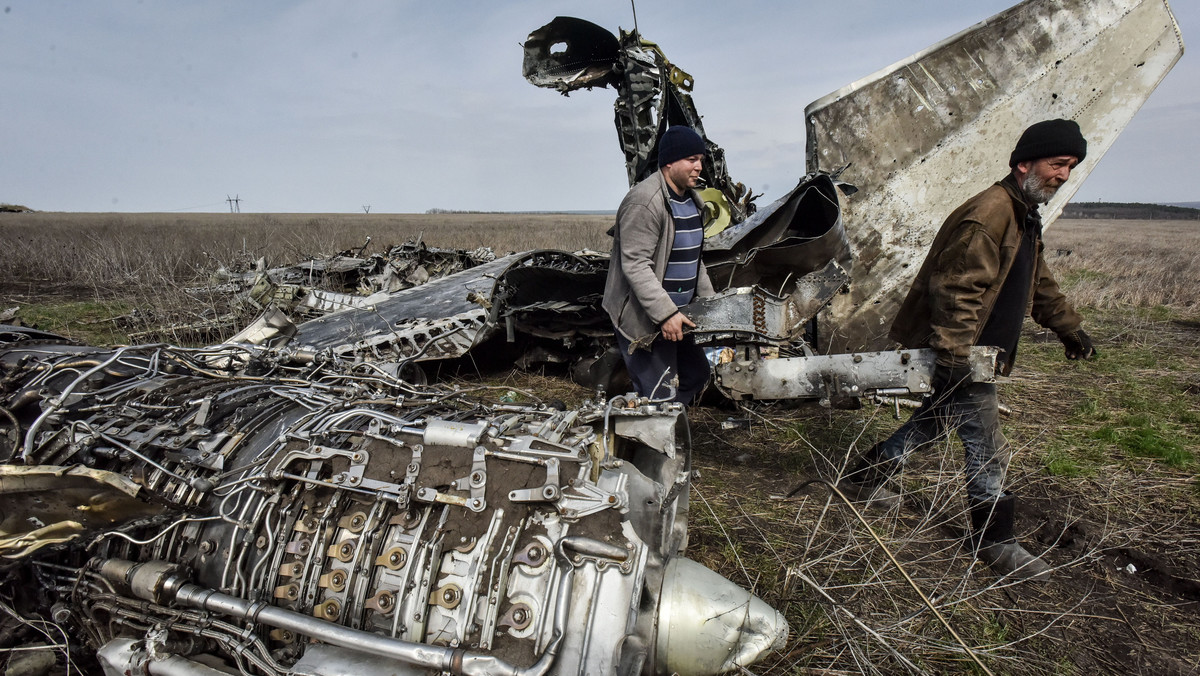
[601,126,716,404]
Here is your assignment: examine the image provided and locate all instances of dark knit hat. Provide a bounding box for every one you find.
[657,126,707,168]
[1009,119,1087,167]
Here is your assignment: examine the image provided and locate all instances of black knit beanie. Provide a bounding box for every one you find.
[657,126,707,168]
[1009,119,1087,167]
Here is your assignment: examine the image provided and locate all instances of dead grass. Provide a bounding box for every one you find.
[680,314,1200,674]
[0,212,614,293]
[1045,218,1200,312]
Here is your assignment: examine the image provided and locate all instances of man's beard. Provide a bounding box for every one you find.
[1022,171,1059,204]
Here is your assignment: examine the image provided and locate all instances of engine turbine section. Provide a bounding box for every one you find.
[0,335,787,675]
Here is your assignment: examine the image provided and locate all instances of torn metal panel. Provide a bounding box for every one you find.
[713,346,999,402]
[134,243,498,346]
[704,173,852,295]
[806,0,1184,350]
[521,16,620,91]
[201,240,496,317]
[685,261,849,347]
[281,251,611,366]
[524,17,756,224]
[685,287,799,346]
[0,465,161,560]
[495,251,610,342]
[295,289,392,314]
[285,254,513,361]
[227,305,296,347]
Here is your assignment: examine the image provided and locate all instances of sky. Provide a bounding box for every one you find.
[1,1,1196,214]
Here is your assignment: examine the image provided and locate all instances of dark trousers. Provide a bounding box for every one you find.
[615,331,710,404]
[874,381,1009,504]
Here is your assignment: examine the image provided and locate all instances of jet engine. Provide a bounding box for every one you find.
[0,329,787,675]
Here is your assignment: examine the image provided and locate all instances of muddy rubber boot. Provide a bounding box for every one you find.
[837,444,902,509]
[970,494,1050,580]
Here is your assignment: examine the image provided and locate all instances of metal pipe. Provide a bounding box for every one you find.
[98,559,561,676]
[97,432,213,493]
[21,344,163,461]
[99,638,232,676]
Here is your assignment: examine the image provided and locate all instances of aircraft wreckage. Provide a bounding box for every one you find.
[0,329,784,675]
[0,0,1182,674]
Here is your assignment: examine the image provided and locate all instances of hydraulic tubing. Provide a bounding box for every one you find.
[99,558,562,676]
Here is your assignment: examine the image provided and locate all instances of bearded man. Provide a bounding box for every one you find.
[843,119,1097,579]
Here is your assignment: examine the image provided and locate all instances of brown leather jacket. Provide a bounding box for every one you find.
[889,174,1082,372]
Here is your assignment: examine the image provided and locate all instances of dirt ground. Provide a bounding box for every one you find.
[673,314,1200,675]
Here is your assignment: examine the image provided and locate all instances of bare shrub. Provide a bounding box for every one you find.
[683,399,1195,675]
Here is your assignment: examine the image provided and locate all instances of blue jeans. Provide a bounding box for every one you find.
[615,331,710,404]
[874,381,1009,504]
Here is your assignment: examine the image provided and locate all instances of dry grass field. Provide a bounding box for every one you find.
[0,211,616,343]
[1044,219,1200,310]
[1,212,1194,312]
[0,211,613,294]
[1,212,1198,675]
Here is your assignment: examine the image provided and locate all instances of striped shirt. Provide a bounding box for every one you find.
[662,190,703,306]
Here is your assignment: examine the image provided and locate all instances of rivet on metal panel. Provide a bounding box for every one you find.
[513,543,546,567]
[365,589,395,615]
[273,584,299,600]
[329,540,356,562]
[318,569,348,592]
[339,511,368,533]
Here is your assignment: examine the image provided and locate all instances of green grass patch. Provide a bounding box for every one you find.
[1072,392,1110,421]
[13,300,135,346]
[1043,447,1086,477]
[1089,420,1193,468]
[1039,435,1106,477]
[1135,304,1178,322]
[1061,268,1109,287]
[1121,427,1191,466]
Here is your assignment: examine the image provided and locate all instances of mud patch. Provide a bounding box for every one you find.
[1114,547,1200,602]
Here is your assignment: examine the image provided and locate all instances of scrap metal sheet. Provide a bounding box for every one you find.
[290,255,516,359]
[713,347,999,401]
[704,173,851,295]
[805,0,1183,350]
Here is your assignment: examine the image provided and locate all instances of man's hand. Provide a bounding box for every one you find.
[660,312,695,342]
[1058,328,1097,360]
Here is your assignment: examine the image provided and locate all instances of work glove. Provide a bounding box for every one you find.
[931,361,974,396]
[1058,328,1097,360]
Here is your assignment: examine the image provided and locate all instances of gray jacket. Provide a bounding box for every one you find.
[602,171,716,342]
